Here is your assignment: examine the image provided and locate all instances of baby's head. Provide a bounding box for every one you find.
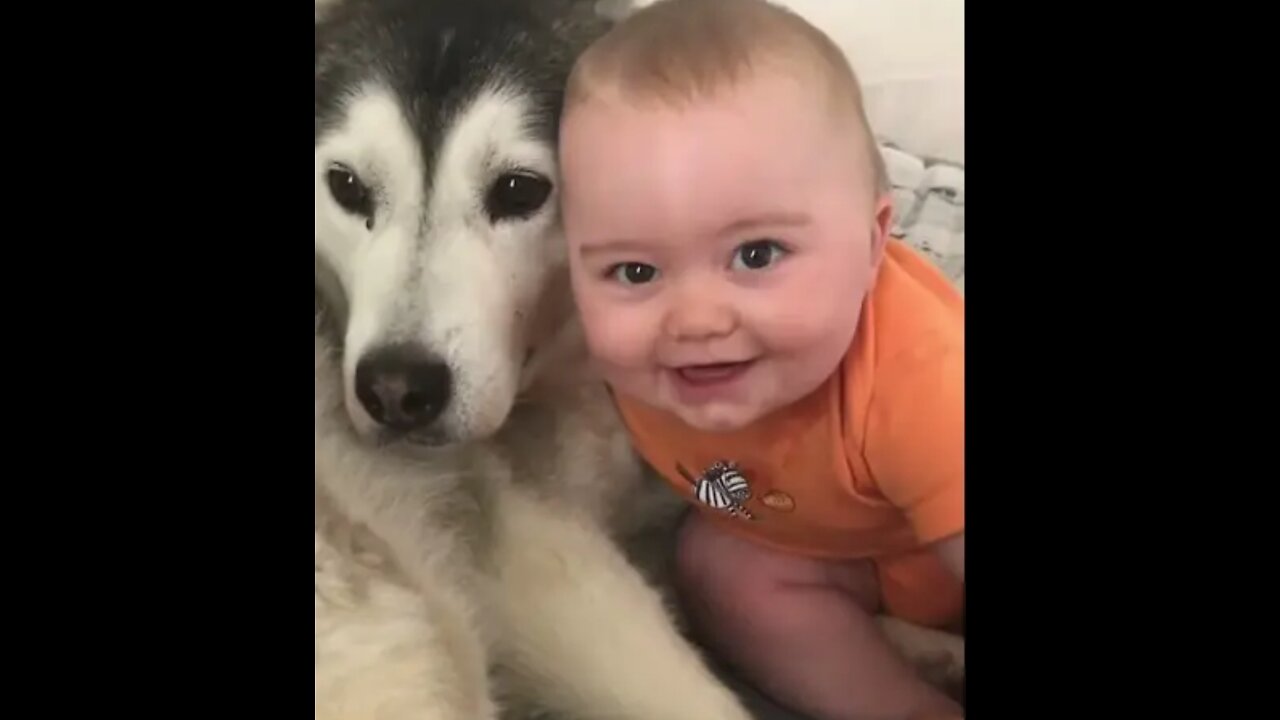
[560,0,891,432]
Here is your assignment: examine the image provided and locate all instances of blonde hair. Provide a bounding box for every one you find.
[565,0,889,194]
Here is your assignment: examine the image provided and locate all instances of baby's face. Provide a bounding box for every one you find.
[560,71,890,431]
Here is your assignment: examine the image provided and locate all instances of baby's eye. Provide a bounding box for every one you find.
[731,239,788,271]
[607,262,659,285]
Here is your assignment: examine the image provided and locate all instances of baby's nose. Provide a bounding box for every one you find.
[662,296,738,341]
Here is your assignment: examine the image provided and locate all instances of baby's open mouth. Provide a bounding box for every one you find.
[673,360,755,385]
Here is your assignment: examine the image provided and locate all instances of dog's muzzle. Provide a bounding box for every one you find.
[354,343,452,431]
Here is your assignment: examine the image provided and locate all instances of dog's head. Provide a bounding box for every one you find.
[315,0,620,445]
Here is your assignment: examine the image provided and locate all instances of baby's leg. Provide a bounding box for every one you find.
[675,512,960,720]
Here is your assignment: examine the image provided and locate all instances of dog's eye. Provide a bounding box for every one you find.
[485,172,552,222]
[327,164,374,227]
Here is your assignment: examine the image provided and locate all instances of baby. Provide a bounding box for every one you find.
[558,1,965,718]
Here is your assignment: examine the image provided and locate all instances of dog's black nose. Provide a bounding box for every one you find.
[354,344,451,430]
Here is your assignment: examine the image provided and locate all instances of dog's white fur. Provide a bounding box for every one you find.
[316,318,758,720]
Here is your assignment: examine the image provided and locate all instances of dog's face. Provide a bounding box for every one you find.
[315,0,615,445]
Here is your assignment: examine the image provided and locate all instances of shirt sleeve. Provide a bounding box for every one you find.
[862,339,965,545]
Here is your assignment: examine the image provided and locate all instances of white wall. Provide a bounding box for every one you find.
[630,0,965,164]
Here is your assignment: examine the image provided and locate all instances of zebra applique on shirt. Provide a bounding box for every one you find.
[677,461,755,521]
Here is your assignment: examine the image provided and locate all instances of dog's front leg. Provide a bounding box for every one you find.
[315,530,499,720]
[484,485,754,720]
[315,327,499,720]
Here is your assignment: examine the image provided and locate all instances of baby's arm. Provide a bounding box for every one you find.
[865,340,965,563]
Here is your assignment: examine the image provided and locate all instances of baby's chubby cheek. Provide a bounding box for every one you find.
[579,309,648,372]
[754,282,862,357]
[567,279,650,372]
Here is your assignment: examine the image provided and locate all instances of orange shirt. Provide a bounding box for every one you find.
[613,239,964,561]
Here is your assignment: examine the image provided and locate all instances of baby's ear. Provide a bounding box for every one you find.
[870,193,893,266]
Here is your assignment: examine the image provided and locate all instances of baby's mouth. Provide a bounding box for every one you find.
[673,360,756,386]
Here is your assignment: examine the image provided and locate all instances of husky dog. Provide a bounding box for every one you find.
[315,1,760,718]
[315,1,963,718]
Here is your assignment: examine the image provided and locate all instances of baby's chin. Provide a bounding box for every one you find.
[667,398,768,434]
